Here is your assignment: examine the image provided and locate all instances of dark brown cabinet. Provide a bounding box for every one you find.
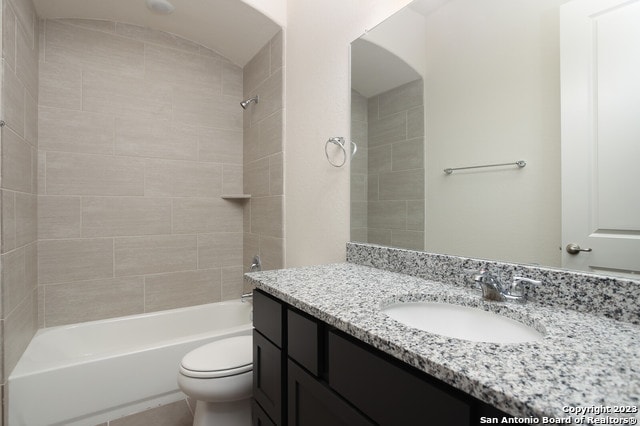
[252,289,510,425]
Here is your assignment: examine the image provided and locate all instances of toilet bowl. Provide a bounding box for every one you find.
[178,335,253,426]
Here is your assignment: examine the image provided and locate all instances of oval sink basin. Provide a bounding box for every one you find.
[382,302,544,344]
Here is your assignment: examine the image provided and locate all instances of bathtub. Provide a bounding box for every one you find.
[7,300,252,426]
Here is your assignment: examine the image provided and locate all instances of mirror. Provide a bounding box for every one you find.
[350,0,628,273]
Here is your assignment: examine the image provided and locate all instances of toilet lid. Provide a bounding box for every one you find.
[180,335,252,379]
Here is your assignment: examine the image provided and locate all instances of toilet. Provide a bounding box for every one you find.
[178,335,253,426]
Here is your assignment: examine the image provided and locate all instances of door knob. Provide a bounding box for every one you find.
[566,243,592,255]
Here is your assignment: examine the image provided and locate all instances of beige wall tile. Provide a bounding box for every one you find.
[243,40,270,96]
[351,89,368,123]
[115,117,198,161]
[407,105,424,139]
[82,69,172,120]
[368,145,392,175]
[221,266,243,300]
[259,236,284,270]
[3,291,36,379]
[144,159,222,198]
[82,197,172,237]
[16,20,38,100]
[115,22,200,54]
[378,79,423,118]
[39,238,114,284]
[244,158,270,197]
[7,0,35,46]
[368,96,379,122]
[45,20,144,77]
[2,62,25,137]
[407,200,425,232]
[2,247,27,315]
[244,109,282,163]
[39,107,115,154]
[43,277,144,326]
[270,30,283,73]
[45,152,145,196]
[368,201,406,230]
[1,127,32,193]
[173,87,242,130]
[368,228,392,246]
[24,92,37,147]
[392,138,424,171]
[269,153,283,196]
[3,2,17,71]
[197,233,242,269]
[249,69,283,125]
[145,43,221,92]
[378,169,424,201]
[38,195,82,239]
[222,62,242,97]
[38,61,82,110]
[351,174,366,202]
[250,196,283,238]
[14,192,36,247]
[391,230,424,251]
[37,150,46,194]
[223,164,243,195]
[351,201,367,229]
[368,175,379,201]
[144,269,221,312]
[243,233,259,269]
[114,235,197,277]
[2,191,16,253]
[58,18,115,33]
[369,111,406,147]
[173,198,243,234]
[198,127,243,164]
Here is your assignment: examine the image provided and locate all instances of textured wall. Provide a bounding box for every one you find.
[284,0,413,267]
[366,79,424,250]
[243,31,284,272]
[1,0,39,421]
[37,19,245,327]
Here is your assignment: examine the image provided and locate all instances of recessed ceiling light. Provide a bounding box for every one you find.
[146,0,175,14]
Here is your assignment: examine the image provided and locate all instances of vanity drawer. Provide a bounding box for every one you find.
[287,309,320,376]
[328,331,470,426]
[254,290,283,347]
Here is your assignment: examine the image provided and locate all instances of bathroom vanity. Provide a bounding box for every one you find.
[247,243,640,425]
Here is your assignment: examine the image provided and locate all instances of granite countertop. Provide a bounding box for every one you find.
[246,262,640,422]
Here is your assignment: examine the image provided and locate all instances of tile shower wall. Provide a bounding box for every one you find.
[351,89,369,243]
[356,79,425,251]
[1,0,39,422]
[243,31,285,271]
[37,19,245,327]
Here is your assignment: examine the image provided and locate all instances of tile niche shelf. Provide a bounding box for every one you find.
[221,194,251,200]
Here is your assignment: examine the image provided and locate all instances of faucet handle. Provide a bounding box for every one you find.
[509,277,541,298]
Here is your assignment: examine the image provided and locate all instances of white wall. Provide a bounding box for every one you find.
[284,0,413,267]
[424,0,563,266]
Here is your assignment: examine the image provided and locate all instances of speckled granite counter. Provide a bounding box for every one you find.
[246,250,640,422]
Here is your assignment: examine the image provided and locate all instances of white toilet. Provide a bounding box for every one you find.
[178,335,253,426]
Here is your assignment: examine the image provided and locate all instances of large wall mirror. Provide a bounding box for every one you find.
[350,0,640,276]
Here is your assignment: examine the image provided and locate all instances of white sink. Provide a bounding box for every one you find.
[382,301,544,344]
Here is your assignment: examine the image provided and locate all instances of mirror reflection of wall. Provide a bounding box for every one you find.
[351,0,564,266]
[351,38,425,251]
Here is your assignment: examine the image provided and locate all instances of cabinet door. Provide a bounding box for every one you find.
[253,330,283,425]
[288,360,373,426]
[328,331,470,426]
[252,399,276,426]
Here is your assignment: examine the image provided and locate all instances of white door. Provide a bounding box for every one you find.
[561,0,640,274]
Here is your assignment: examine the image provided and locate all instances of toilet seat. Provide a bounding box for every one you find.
[180,335,252,379]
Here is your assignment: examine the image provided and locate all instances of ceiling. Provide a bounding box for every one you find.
[33,0,282,66]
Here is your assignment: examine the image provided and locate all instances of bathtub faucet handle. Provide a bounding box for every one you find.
[241,292,253,303]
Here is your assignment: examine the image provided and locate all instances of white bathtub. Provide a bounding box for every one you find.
[8,300,252,426]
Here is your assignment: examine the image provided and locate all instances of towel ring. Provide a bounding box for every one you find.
[325,137,357,167]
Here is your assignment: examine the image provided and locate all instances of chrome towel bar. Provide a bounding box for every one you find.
[444,160,526,175]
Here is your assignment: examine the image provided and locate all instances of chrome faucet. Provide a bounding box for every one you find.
[473,268,541,303]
